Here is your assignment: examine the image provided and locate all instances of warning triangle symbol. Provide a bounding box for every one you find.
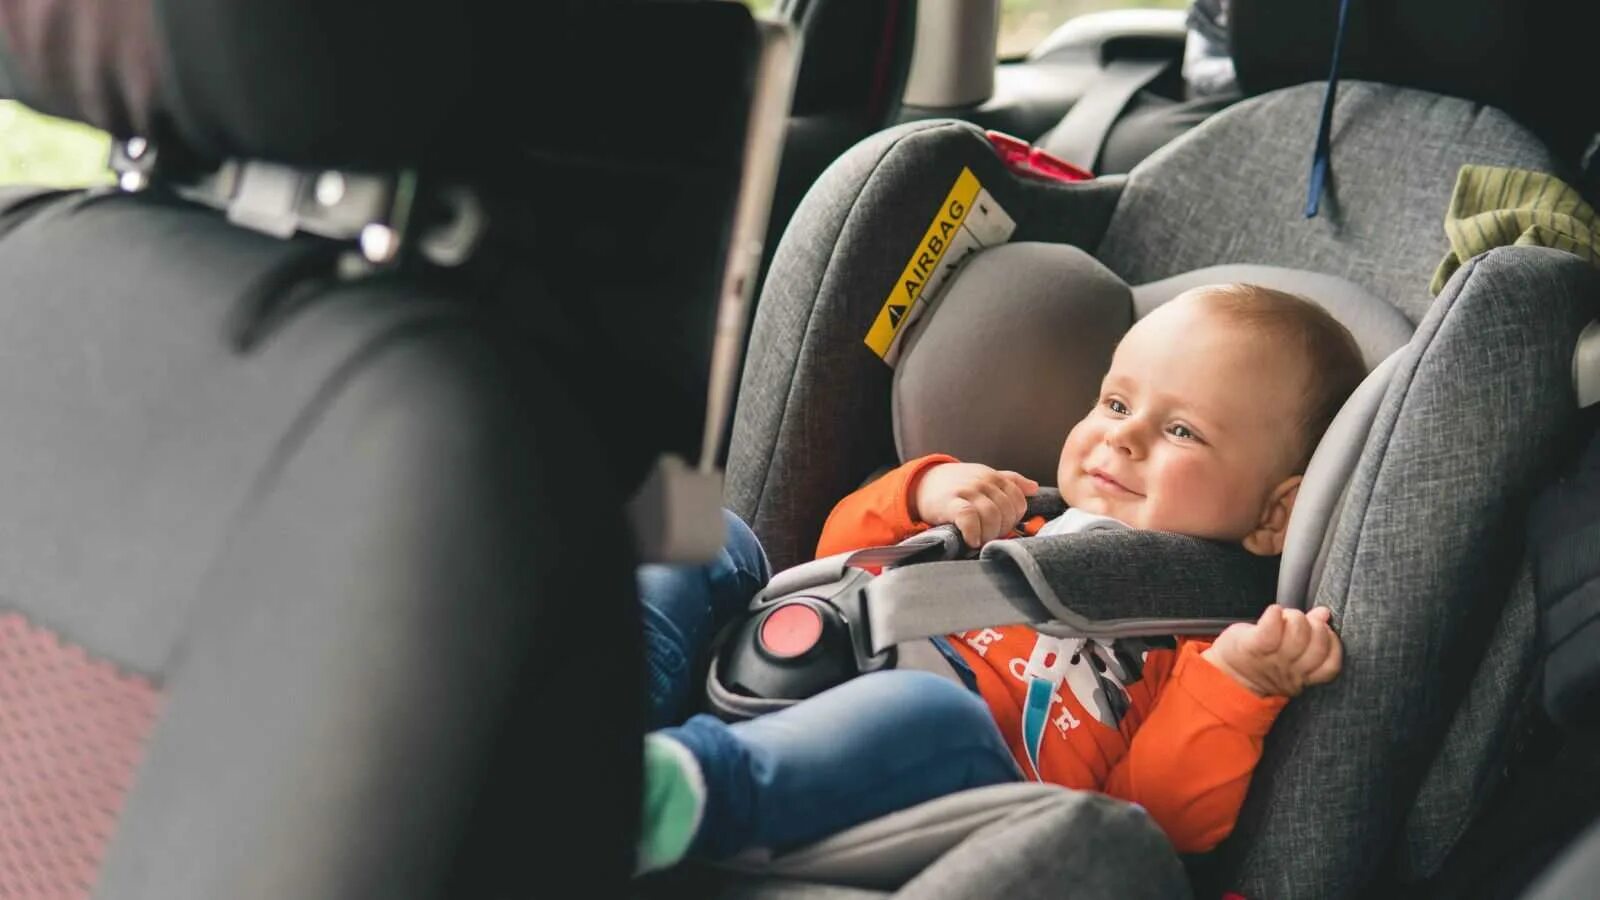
[887,303,907,328]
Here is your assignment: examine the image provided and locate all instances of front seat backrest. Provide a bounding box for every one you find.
[1229,0,1600,163]
[0,2,647,897]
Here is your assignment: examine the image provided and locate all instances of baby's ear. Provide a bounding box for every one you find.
[1242,476,1303,557]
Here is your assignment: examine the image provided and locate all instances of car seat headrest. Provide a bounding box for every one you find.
[893,242,1411,484]
[893,243,1134,485]
[1229,0,1599,159]
[894,242,1414,607]
[1130,265,1413,370]
[0,0,481,168]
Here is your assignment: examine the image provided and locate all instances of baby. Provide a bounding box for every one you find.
[637,283,1367,872]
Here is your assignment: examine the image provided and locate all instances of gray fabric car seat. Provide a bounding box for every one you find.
[725,78,1599,897]
[0,1,777,897]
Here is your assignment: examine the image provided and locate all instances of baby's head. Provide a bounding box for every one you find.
[1056,283,1365,555]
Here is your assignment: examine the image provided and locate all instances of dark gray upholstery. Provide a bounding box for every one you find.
[0,3,790,897]
[1221,246,1598,897]
[890,787,1189,900]
[0,191,641,899]
[1096,81,1563,322]
[982,528,1279,635]
[711,785,1189,900]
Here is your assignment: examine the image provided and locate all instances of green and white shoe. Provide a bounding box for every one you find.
[636,733,707,876]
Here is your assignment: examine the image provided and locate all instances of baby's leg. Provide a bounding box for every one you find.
[657,670,1022,862]
[639,509,771,729]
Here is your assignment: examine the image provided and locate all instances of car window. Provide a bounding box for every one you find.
[1001,0,1189,59]
[0,100,112,187]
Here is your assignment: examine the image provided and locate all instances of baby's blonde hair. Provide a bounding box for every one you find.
[1192,284,1367,471]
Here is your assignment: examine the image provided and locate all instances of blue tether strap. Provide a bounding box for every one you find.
[1305,0,1354,218]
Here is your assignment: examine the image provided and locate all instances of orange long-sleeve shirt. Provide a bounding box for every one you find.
[817,454,1286,853]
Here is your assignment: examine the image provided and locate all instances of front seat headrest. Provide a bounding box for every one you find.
[0,0,481,168]
[1229,0,1600,159]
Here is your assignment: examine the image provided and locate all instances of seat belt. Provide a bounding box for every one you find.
[709,516,1277,719]
[1039,57,1175,173]
[742,517,1275,658]
[863,560,1049,647]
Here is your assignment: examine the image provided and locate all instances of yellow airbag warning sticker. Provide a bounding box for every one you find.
[864,167,1016,364]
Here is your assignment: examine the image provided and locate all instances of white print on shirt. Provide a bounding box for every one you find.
[963,628,1004,657]
[1053,702,1081,735]
[1008,635,1156,729]
[1006,651,1083,734]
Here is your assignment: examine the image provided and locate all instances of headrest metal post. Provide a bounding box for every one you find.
[110,137,158,193]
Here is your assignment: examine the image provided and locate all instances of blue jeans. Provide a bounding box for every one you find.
[638,508,774,730]
[640,510,1022,859]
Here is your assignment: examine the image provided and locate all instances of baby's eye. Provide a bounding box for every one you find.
[1169,423,1198,440]
[1106,398,1129,415]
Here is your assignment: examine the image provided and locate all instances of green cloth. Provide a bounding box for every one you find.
[1431,165,1600,295]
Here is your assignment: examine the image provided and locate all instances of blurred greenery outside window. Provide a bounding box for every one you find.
[1001,0,1189,58]
[0,100,112,187]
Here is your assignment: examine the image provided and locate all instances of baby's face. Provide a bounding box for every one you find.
[1056,293,1308,543]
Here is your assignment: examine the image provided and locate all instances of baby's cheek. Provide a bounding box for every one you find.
[1056,425,1092,485]
[1149,458,1252,536]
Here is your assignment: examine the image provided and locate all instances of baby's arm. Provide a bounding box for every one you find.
[814,454,956,557]
[1101,640,1288,853]
[1102,609,1342,852]
[815,456,1037,557]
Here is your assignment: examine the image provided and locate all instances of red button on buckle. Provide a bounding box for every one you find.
[759,604,824,659]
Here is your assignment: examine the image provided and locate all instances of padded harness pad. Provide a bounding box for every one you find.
[857,525,1280,654]
[987,529,1282,636]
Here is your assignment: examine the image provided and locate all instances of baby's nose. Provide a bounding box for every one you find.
[1104,420,1145,455]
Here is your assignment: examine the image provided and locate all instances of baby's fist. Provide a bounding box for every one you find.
[1202,605,1343,698]
[912,462,1037,548]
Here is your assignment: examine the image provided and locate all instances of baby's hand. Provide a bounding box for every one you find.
[1201,605,1343,698]
[912,463,1038,548]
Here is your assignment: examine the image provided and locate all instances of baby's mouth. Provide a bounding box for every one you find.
[1088,468,1143,497]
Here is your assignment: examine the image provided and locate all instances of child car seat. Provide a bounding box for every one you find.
[706,230,1412,725]
[721,37,1600,900]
